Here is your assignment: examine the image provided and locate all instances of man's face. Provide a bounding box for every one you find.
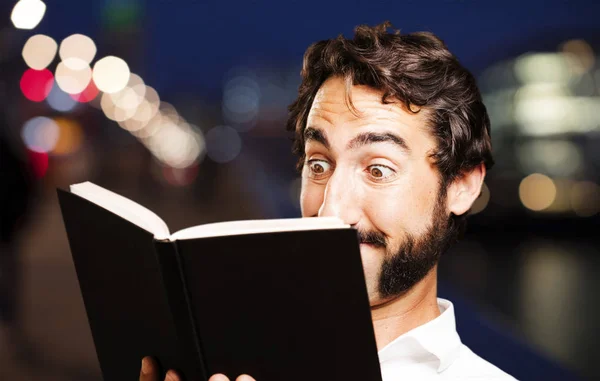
[300,77,451,306]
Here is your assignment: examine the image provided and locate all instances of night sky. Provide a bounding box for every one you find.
[11,0,600,97]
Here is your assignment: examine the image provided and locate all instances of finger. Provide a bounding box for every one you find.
[236,375,256,381]
[165,369,182,381]
[140,356,160,381]
[208,374,230,381]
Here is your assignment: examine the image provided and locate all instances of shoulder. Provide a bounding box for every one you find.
[444,344,518,380]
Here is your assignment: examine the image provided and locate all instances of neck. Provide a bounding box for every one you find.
[370,267,440,351]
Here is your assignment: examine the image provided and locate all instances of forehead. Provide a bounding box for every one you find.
[307,76,435,151]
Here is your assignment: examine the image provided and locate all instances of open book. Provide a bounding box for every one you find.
[58,182,382,381]
[69,182,350,241]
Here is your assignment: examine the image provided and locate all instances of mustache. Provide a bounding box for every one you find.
[356,229,387,248]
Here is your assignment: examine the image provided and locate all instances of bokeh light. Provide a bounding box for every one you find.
[159,102,181,123]
[570,181,600,217]
[162,165,200,187]
[121,99,157,131]
[20,68,53,102]
[27,150,49,178]
[55,58,92,94]
[470,182,491,215]
[514,83,572,136]
[144,86,160,111]
[70,80,100,103]
[101,92,136,122]
[22,34,57,70]
[561,39,595,74]
[145,121,204,168]
[59,34,97,64]
[51,117,84,155]
[11,0,46,30]
[92,56,130,93]
[132,113,164,139]
[544,178,572,213]
[514,53,572,84]
[222,68,260,129]
[205,125,242,163]
[110,73,146,111]
[519,173,557,212]
[46,84,78,112]
[517,140,583,177]
[483,48,600,140]
[21,116,59,153]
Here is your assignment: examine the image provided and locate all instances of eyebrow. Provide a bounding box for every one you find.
[347,132,410,153]
[304,127,410,153]
[304,127,330,149]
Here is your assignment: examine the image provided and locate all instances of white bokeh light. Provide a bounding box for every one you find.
[133,113,164,139]
[11,0,46,30]
[128,99,157,126]
[59,34,97,64]
[110,74,146,111]
[145,121,204,168]
[55,58,92,94]
[101,92,136,122]
[93,56,131,94]
[22,34,57,70]
[144,86,160,111]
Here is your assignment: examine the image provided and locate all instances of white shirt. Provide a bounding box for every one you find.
[378,298,517,380]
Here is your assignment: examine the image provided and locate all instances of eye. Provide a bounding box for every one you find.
[307,159,332,177]
[367,164,395,180]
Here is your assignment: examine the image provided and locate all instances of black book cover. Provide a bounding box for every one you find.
[57,189,204,380]
[58,188,383,381]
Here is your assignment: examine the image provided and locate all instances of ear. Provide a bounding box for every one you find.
[446,163,486,216]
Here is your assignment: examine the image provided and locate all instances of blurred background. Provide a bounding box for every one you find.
[1,0,599,380]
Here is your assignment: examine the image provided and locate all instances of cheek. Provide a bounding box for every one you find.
[300,181,324,217]
[363,174,439,237]
[362,187,407,235]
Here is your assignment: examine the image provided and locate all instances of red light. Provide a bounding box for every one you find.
[70,79,99,103]
[162,164,199,186]
[20,69,54,102]
[27,150,49,178]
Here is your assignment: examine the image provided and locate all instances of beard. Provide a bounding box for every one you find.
[357,190,455,300]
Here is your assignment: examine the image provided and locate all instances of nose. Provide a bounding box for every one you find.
[317,169,361,226]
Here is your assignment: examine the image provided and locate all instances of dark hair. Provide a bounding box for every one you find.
[286,21,494,241]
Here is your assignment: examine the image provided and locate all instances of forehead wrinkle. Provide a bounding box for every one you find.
[314,98,420,126]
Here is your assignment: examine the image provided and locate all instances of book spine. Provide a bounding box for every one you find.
[154,240,208,381]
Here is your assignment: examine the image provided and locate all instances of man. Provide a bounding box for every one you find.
[141,22,516,380]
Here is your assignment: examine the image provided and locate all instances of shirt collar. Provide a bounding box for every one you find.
[377,298,462,373]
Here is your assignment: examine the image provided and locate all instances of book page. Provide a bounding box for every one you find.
[70,182,171,240]
[171,217,349,240]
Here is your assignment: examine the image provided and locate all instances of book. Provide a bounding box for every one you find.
[57,181,383,381]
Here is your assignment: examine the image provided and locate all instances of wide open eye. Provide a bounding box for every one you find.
[367,164,396,180]
[307,159,332,177]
